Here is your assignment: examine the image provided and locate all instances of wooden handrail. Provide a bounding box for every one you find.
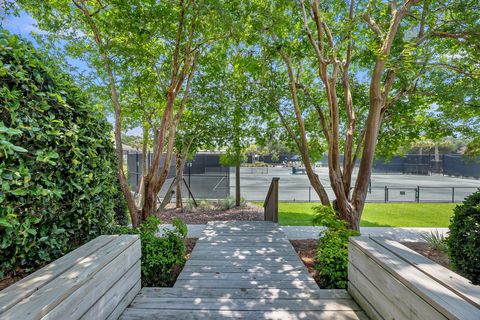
[264,177,279,222]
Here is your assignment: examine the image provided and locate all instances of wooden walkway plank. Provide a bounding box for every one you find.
[120,221,365,320]
[137,288,352,300]
[128,297,361,311]
[176,272,313,281]
[120,309,369,320]
[173,279,320,290]
[183,260,306,269]
[180,264,307,274]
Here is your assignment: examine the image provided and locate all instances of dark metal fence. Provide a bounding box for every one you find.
[443,154,480,178]
[126,152,230,200]
[371,154,480,178]
[240,186,478,203]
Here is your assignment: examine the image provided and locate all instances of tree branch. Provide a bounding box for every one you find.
[363,1,384,39]
[276,109,302,151]
[300,0,328,66]
[295,82,330,142]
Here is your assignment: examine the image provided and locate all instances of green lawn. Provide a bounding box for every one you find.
[261,202,457,227]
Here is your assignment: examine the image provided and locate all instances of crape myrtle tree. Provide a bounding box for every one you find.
[18,0,240,226]
[119,71,163,201]
[217,50,263,207]
[159,48,233,210]
[251,0,479,230]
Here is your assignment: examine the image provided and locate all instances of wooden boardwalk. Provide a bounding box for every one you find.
[120,221,367,319]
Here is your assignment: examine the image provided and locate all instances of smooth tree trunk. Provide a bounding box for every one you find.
[74,0,197,226]
[235,164,240,206]
[139,122,149,207]
[175,152,184,209]
[277,50,330,206]
[75,3,139,226]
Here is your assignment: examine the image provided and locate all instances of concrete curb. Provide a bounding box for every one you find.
[158,223,448,242]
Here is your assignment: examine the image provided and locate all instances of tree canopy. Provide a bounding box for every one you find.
[6,0,479,229]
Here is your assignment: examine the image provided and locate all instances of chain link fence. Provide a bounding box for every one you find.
[126,152,479,202]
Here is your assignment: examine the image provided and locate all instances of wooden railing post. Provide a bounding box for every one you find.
[264,177,279,222]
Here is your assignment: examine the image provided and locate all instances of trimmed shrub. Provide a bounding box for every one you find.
[313,206,360,289]
[0,31,118,279]
[114,216,187,286]
[448,189,480,284]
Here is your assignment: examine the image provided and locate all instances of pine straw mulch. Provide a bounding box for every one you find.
[170,238,198,286]
[401,241,450,269]
[0,270,28,291]
[156,202,264,224]
[289,240,453,288]
[289,239,323,288]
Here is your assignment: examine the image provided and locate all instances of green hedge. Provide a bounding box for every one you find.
[448,189,480,284]
[0,30,119,279]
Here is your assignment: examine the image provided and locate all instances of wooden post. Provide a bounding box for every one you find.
[264,177,279,222]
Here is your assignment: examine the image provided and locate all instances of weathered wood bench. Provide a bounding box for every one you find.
[0,235,141,320]
[348,236,480,320]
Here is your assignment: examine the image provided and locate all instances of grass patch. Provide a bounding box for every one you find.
[254,202,457,227]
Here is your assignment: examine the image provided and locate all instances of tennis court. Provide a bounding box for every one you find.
[234,167,480,202]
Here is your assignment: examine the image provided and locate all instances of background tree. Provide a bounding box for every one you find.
[18,0,240,225]
[252,0,479,230]
[217,49,262,206]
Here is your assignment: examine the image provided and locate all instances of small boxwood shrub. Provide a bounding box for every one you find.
[114,216,187,286]
[0,31,118,279]
[448,189,480,284]
[313,206,360,289]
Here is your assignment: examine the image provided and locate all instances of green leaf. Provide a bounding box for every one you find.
[11,145,28,153]
[0,218,12,228]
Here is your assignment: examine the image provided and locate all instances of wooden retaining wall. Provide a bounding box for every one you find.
[0,235,141,320]
[348,236,480,320]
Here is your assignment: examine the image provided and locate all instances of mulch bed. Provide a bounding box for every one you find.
[290,240,453,288]
[0,271,27,291]
[289,239,323,288]
[156,203,264,224]
[184,238,198,260]
[401,241,450,269]
[170,238,198,285]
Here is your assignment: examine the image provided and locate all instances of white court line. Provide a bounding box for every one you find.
[213,176,225,190]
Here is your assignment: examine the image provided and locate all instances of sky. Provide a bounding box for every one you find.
[2,11,42,40]
[2,11,143,135]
